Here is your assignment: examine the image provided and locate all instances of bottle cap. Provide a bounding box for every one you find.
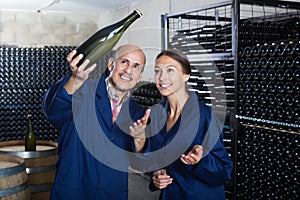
[134,9,142,17]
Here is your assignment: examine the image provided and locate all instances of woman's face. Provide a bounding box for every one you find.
[154,55,190,97]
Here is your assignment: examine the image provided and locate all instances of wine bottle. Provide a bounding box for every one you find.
[252,81,259,92]
[259,69,268,81]
[284,42,294,56]
[242,46,252,57]
[267,81,276,93]
[251,57,259,68]
[285,82,294,94]
[251,44,260,57]
[276,82,285,93]
[293,41,300,56]
[258,57,267,69]
[268,70,276,81]
[259,43,268,57]
[260,81,267,92]
[275,57,284,68]
[25,114,36,151]
[276,42,285,56]
[284,56,294,68]
[276,69,284,81]
[267,43,276,57]
[294,56,300,68]
[73,9,142,66]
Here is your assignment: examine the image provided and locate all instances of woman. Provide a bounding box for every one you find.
[148,49,233,199]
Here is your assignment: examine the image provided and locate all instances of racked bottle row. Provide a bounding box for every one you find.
[238,41,300,127]
[0,45,161,142]
[236,125,299,199]
[132,81,162,108]
[0,46,73,142]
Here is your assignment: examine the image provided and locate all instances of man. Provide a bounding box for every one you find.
[42,44,150,199]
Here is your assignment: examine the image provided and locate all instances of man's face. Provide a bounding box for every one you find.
[108,47,145,92]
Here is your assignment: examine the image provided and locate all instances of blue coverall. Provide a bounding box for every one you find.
[148,93,233,200]
[43,74,146,200]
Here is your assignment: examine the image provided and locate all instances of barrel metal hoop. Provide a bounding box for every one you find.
[0,162,25,178]
[0,181,28,197]
[0,149,57,158]
[30,183,53,193]
[26,165,56,174]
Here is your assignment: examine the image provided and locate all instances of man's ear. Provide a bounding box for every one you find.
[137,74,142,83]
[107,58,114,71]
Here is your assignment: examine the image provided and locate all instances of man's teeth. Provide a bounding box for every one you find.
[121,75,131,81]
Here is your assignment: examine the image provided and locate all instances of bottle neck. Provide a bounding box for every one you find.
[27,115,33,131]
[117,10,141,32]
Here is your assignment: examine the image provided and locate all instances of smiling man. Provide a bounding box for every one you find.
[42,44,150,200]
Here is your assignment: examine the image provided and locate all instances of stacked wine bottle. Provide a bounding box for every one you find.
[132,81,162,108]
[238,41,300,127]
[0,45,162,142]
[237,41,300,199]
[0,46,74,142]
[239,16,300,47]
[236,125,299,199]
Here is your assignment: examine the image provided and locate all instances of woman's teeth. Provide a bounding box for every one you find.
[160,83,171,88]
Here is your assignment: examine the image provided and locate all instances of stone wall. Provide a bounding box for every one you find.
[0,10,98,47]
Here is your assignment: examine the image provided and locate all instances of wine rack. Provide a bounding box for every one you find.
[162,2,235,198]
[238,42,300,129]
[0,46,159,142]
[132,81,162,108]
[0,46,108,141]
[0,46,73,142]
[162,0,300,199]
[236,125,299,199]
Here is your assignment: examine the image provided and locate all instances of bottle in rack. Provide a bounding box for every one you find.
[25,114,36,151]
[73,9,142,66]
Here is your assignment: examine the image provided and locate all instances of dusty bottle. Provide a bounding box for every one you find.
[74,9,142,66]
[25,114,36,151]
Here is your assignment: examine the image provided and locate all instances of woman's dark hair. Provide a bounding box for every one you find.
[155,49,191,75]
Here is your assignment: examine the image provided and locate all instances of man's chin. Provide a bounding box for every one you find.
[115,86,131,93]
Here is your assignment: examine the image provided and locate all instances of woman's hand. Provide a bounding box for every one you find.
[180,145,203,165]
[152,169,173,189]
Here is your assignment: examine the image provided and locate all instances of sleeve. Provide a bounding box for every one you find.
[42,73,73,129]
[149,173,159,192]
[189,112,233,186]
[129,138,153,172]
[190,139,233,186]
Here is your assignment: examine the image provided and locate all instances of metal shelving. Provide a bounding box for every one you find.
[161,0,300,199]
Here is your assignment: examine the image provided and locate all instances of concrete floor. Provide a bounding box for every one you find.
[128,172,160,200]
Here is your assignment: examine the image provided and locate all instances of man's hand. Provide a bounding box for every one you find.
[64,50,97,94]
[152,169,173,189]
[180,145,203,165]
[129,109,151,152]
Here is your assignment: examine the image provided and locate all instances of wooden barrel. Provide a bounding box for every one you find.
[0,154,31,200]
[0,140,57,200]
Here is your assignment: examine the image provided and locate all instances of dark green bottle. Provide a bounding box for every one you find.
[25,114,36,151]
[74,9,142,66]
